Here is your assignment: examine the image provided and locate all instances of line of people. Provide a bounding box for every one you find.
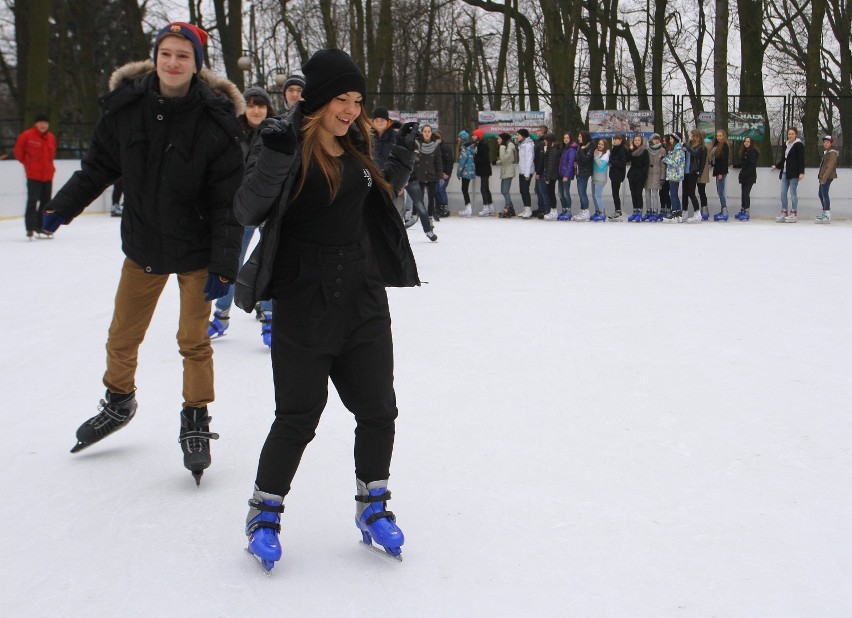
[453,124,839,224]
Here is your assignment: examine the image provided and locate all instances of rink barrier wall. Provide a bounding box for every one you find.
[0,160,848,221]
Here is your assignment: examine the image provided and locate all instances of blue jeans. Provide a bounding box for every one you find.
[715,176,727,210]
[436,177,449,206]
[558,178,572,211]
[216,226,272,314]
[536,177,550,210]
[818,180,832,210]
[577,176,590,210]
[405,181,432,233]
[592,182,606,213]
[500,178,514,208]
[668,181,681,212]
[780,173,799,211]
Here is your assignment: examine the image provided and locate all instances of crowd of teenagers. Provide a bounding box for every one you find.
[391,121,839,225]
[37,22,417,573]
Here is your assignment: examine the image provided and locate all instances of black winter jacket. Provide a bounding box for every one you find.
[626,147,649,184]
[49,61,245,280]
[439,141,454,176]
[371,127,396,169]
[474,140,492,177]
[739,147,758,185]
[608,143,628,182]
[233,103,419,311]
[775,140,805,178]
[576,143,595,178]
[542,145,560,183]
[711,142,730,177]
[685,142,706,175]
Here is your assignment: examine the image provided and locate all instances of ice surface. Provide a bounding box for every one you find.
[2,213,852,616]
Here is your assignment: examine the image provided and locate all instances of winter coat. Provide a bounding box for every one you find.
[14,125,56,181]
[576,143,594,179]
[592,150,610,185]
[684,142,706,175]
[626,145,649,185]
[518,137,535,176]
[818,148,839,183]
[739,147,758,185]
[439,141,454,176]
[371,127,396,169]
[559,142,577,180]
[710,141,730,177]
[645,145,666,190]
[662,144,686,182]
[608,143,628,182]
[698,141,713,184]
[457,142,476,180]
[775,139,805,178]
[473,140,492,177]
[416,139,442,183]
[542,144,561,183]
[48,60,245,280]
[233,102,419,310]
[498,142,516,179]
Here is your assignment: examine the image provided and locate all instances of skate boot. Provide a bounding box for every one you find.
[543,208,558,221]
[520,206,533,219]
[110,203,123,217]
[260,311,272,348]
[607,210,623,222]
[426,230,438,242]
[71,390,138,453]
[356,479,404,560]
[686,210,703,223]
[497,206,516,218]
[734,209,750,221]
[208,309,229,338]
[775,210,788,223]
[179,406,220,486]
[574,209,591,222]
[590,210,606,222]
[784,210,798,223]
[713,207,729,222]
[478,204,493,217]
[662,210,683,223]
[640,209,653,222]
[627,209,642,222]
[458,203,472,217]
[557,209,572,221]
[815,210,831,224]
[245,488,285,574]
[701,205,710,220]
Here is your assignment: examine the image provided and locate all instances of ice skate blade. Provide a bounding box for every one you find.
[245,548,274,576]
[70,441,90,453]
[359,540,403,562]
[191,470,204,486]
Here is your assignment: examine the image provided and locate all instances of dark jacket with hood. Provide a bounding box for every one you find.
[542,143,561,183]
[576,142,595,178]
[627,143,649,185]
[473,140,492,177]
[608,142,628,182]
[775,139,805,179]
[233,103,419,311]
[371,126,396,169]
[739,147,758,185]
[48,60,245,280]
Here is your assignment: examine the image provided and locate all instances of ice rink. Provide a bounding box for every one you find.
[2,212,851,617]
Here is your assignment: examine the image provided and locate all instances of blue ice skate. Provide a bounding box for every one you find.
[590,211,606,222]
[356,480,404,560]
[260,311,272,348]
[627,209,642,222]
[735,209,750,221]
[641,210,653,222]
[713,208,729,222]
[208,310,229,338]
[557,210,572,221]
[246,490,285,574]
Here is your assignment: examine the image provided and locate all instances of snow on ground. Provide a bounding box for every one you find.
[2,213,852,617]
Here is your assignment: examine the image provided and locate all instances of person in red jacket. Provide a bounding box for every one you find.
[14,112,56,239]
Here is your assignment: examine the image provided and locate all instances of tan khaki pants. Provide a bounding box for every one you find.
[103,258,214,408]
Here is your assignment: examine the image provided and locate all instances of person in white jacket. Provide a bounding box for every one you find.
[516,128,535,218]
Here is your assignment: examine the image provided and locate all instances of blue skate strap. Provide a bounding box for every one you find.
[365,510,396,525]
[355,490,391,503]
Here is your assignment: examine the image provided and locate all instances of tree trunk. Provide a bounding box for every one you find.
[23,0,50,124]
[212,0,244,90]
[737,0,773,165]
[349,0,365,68]
[650,0,667,130]
[319,0,338,49]
[492,6,512,110]
[803,0,826,165]
[827,0,852,164]
[714,0,729,133]
[376,0,394,103]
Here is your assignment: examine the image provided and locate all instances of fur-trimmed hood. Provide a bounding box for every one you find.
[107,60,245,117]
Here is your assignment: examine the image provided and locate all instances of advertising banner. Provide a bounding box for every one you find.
[476,110,547,137]
[697,111,765,141]
[388,110,440,130]
[589,110,655,139]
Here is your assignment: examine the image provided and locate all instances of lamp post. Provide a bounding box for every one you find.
[237,49,262,87]
[265,67,288,111]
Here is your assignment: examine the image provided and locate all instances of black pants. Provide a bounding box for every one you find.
[682,173,699,213]
[741,183,754,210]
[479,175,493,205]
[256,237,398,498]
[111,179,124,205]
[25,179,52,233]
[628,179,644,211]
[518,175,531,207]
[659,180,671,209]
[611,179,623,211]
[460,178,472,205]
[697,183,708,209]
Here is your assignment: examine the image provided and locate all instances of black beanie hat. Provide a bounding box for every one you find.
[517,128,530,138]
[499,132,512,144]
[301,48,366,114]
[243,86,273,109]
[372,106,390,121]
[283,74,305,90]
[34,112,49,123]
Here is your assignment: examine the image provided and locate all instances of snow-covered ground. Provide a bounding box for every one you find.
[2,213,851,617]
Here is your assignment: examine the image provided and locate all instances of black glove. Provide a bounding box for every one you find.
[396,122,419,152]
[260,118,298,155]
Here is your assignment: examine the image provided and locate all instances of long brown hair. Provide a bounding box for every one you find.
[294,105,393,200]
[689,128,704,148]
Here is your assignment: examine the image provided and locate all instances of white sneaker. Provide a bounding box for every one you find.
[478,204,492,217]
[815,211,831,224]
[775,211,788,223]
[662,214,682,224]
[543,209,558,221]
[520,206,533,219]
[574,209,590,222]
[686,211,703,223]
[458,204,472,217]
[784,211,798,223]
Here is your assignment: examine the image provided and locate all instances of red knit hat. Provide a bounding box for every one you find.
[472,129,484,140]
[153,22,208,72]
